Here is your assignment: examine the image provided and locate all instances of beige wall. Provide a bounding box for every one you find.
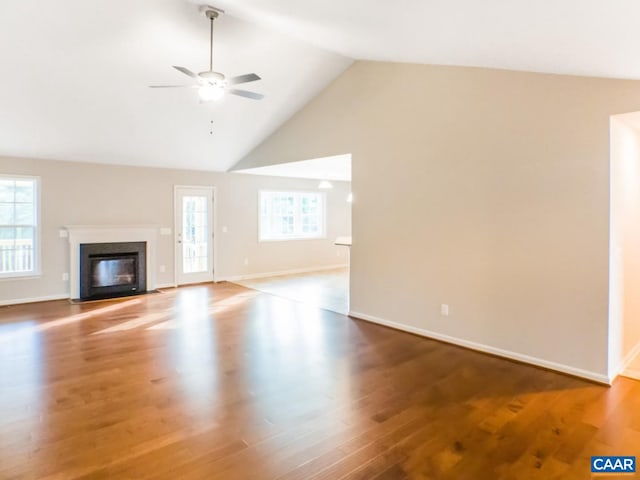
[237,60,640,381]
[0,156,351,303]
[610,115,640,376]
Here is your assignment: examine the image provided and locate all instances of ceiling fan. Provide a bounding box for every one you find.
[150,6,263,102]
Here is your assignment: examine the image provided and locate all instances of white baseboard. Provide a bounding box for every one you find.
[622,367,640,381]
[219,264,348,283]
[155,282,176,290]
[0,293,69,307]
[1,284,178,305]
[619,342,640,380]
[348,310,610,385]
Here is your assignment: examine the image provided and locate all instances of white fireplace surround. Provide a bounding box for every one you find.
[65,225,158,300]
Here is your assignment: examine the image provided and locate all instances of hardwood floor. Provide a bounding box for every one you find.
[1,282,639,479]
[233,267,349,314]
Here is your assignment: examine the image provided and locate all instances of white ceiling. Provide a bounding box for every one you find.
[235,154,351,181]
[215,0,640,80]
[3,0,640,173]
[0,1,351,172]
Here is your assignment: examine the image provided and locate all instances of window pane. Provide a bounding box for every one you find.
[0,180,14,202]
[0,227,16,241]
[15,203,34,225]
[15,181,34,203]
[0,228,35,274]
[16,226,34,240]
[259,191,324,240]
[182,195,208,274]
[0,203,14,225]
[0,176,38,275]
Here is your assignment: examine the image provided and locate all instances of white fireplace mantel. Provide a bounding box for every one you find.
[65,225,158,299]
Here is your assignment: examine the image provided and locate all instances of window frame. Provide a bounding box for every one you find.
[0,175,41,280]
[258,190,327,242]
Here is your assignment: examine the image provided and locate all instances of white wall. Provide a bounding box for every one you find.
[234,60,640,382]
[609,114,640,378]
[0,156,351,304]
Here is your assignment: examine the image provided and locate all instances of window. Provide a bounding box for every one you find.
[0,176,39,277]
[259,191,325,241]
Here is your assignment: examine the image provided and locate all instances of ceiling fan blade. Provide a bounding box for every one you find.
[229,89,264,100]
[228,73,261,85]
[149,85,194,88]
[173,66,199,79]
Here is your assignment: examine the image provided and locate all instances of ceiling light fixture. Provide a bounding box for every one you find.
[198,84,224,102]
[318,180,333,189]
[149,6,264,102]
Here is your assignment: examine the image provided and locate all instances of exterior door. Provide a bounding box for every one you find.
[175,186,214,285]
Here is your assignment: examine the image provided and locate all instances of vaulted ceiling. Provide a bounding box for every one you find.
[0,0,352,171]
[2,0,640,172]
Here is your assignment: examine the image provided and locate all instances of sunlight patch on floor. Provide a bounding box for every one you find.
[91,310,172,334]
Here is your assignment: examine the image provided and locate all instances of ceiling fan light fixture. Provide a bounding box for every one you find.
[199,84,224,102]
[150,5,263,102]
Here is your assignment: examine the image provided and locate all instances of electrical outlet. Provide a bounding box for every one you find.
[243,258,249,266]
[159,265,166,273]
[222,226,228,233]
[62,272,69,281]
[440,304,449,316]
[59,229,68,238]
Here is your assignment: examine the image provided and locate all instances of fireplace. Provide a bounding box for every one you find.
[79,242,147,300]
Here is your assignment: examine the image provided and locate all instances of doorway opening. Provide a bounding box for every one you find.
[609,113,640,380]
[233,153,352,314]
[174,186,216,286]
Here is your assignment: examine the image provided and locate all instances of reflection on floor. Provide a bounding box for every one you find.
[233,267,349,314]
[3,283,640,479]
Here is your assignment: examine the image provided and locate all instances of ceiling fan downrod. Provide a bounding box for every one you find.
[207,9,217,72]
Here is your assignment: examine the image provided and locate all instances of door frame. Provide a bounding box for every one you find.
[173,185,217,286]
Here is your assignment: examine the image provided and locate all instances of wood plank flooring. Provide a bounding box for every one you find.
[1,282,639,479]
[234,267,349,315]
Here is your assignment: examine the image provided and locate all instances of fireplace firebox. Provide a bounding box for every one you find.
[79,242,147,300]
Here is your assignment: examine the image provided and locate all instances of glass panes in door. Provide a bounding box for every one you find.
[182,195,208,274]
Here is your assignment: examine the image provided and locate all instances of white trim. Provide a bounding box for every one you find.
[348,310,610,385]
[155,282,176,290]
[64,225,159,299]
[618,341,640,380]
[0,293,68,306]
[622,368,640,380]
[219,264,348,282]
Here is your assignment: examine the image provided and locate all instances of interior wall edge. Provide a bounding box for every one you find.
[617,340,640,379]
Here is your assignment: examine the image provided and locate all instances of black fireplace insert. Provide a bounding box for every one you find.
[79,242,147,300]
